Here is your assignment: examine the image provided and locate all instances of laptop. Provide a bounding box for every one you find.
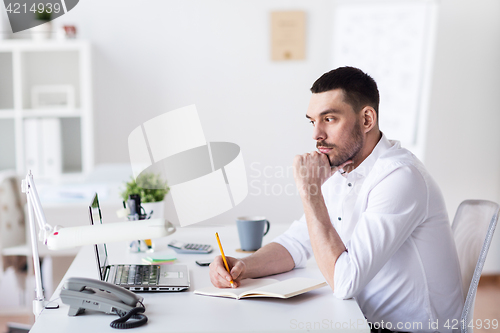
[88,193,190,292]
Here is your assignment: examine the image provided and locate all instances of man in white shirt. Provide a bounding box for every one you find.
[209,67,463,332]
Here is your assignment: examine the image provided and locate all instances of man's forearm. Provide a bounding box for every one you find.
[302,192,346,290]
[240,242,295,279]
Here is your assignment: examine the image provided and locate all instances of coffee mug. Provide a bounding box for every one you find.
[236,216,270,251]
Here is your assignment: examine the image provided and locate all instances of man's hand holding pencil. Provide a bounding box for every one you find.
[210,233,246,288]
[209,255,246,288]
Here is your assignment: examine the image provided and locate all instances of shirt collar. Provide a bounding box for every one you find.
[340,132,393,179]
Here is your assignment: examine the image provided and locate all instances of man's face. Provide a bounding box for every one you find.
[306,89,364,167]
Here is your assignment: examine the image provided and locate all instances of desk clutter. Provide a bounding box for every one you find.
[30,225,370,333]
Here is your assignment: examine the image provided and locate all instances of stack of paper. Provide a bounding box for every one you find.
[142,252,177,265]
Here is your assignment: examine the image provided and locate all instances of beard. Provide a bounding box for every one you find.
[316,120,364,167]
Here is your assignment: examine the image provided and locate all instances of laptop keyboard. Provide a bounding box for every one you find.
[114,265,159,286]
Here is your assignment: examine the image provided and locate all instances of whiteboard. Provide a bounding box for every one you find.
[332,0,438,156]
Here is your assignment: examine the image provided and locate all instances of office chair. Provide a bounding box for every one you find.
[0,171,32,333]
[451,200,500,333]
[0,171,28,302]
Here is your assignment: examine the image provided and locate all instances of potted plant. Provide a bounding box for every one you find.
[31,9,52,40]
[120,173,169,219]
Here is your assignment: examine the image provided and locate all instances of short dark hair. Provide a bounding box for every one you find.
[310,67,380,116]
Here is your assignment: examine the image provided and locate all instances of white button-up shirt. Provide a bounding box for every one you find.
[273,134,463,332]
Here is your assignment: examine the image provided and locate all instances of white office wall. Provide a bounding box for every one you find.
[57,0,334,227]
[424,0,500,273]
[56,0,500,271]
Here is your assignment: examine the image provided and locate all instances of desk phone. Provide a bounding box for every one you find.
[60,277,147,329]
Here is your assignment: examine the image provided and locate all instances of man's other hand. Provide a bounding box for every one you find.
[209,256,246,288]
[293,151,352,197]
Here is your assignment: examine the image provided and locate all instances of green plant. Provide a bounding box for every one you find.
[120,173,169,203]
[35,9,51,21]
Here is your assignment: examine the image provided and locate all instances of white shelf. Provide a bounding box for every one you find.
[0,40,90,52]
[0,40,93,178]
[0,109,83,118]
[0,110,15,118]
[22,108,83,118]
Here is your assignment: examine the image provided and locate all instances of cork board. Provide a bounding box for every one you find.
[271,11,306,61]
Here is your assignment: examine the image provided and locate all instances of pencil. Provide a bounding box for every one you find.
[215,232,234,288]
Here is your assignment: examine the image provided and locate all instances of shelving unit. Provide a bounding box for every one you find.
[0,40,93,179]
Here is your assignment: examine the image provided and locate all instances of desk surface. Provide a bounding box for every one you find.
[30,224,370,333]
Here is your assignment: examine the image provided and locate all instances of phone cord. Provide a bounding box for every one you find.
[110,306,148,329]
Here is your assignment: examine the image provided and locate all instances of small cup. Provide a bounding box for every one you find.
[236,216,270,251]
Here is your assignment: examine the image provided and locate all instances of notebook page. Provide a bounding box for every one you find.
[194,278,278,298]
[240,278,327,298]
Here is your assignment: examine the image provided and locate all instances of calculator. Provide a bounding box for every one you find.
[168,240,213,254]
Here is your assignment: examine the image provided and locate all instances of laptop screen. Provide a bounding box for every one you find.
[88,193,108,281]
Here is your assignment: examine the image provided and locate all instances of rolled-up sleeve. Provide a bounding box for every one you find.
[272,214,313,268]
[333,165,428,299]
[333,249,353,295]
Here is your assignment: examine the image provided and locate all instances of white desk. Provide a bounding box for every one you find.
[29,224,370,333]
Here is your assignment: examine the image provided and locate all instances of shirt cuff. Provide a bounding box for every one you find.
[272,233,309,268]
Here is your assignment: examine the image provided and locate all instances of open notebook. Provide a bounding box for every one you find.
[194,277,327,300]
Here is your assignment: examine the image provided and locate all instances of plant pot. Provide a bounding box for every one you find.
[31,21,52,40]
[141,201,165,219]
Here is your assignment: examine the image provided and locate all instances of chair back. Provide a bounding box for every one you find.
[0,171,26,268]
[451,199,500,333]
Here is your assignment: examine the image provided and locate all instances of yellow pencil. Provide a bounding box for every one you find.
[215,232,234,288]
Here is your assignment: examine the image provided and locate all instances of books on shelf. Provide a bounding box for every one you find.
[24,117,62,177]
[194,277,327,300]
[41,118,62,177]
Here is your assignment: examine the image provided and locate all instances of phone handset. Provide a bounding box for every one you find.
[60,277,148,329]
[65,277,142,307]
